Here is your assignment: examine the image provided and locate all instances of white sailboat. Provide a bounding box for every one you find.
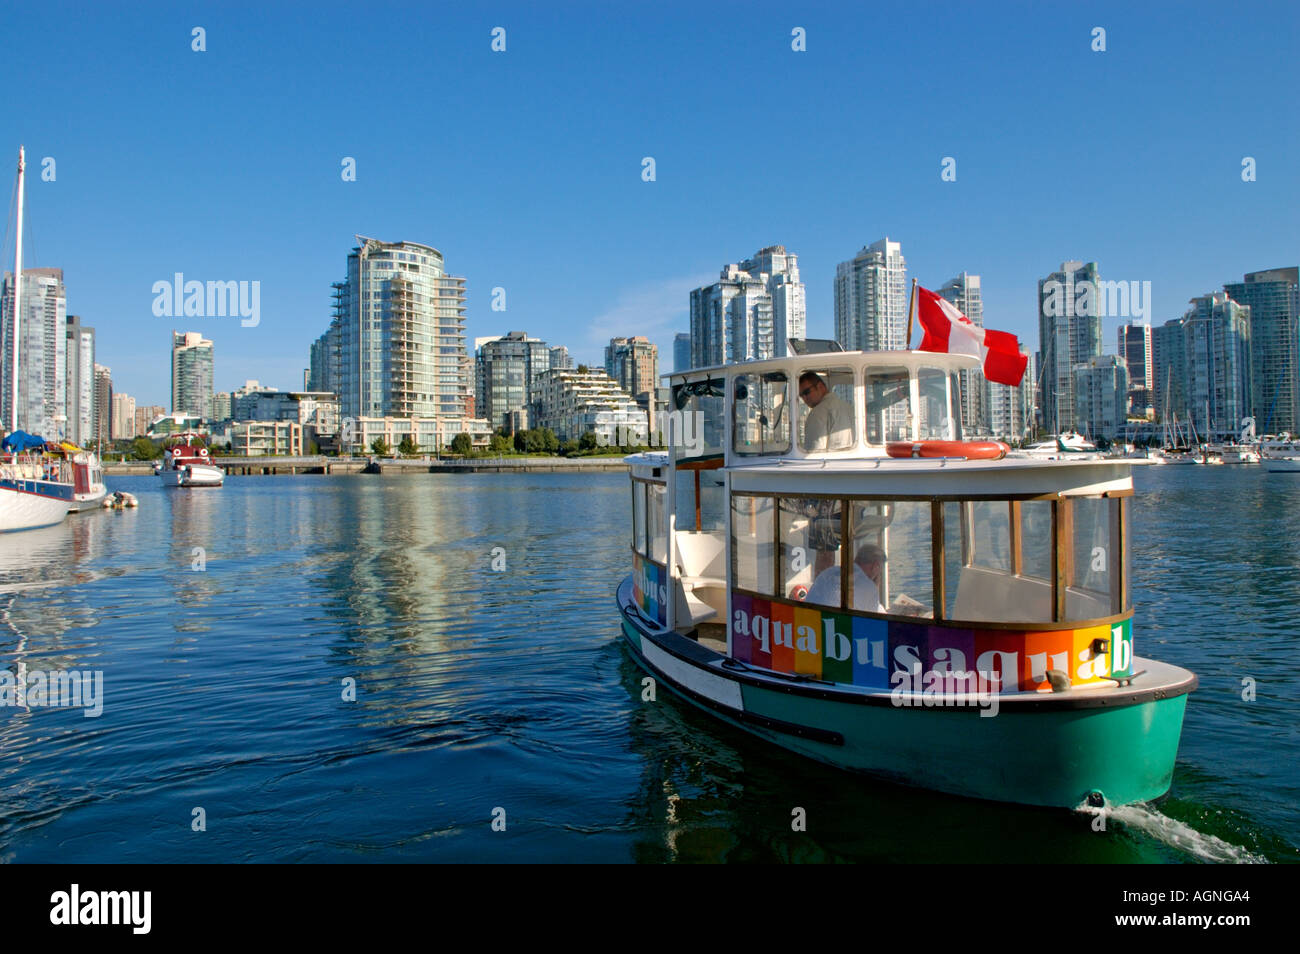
[1,145,75,532]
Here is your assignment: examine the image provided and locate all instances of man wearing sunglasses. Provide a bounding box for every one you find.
[798,371,854,452]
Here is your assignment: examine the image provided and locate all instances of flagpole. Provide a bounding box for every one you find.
[904,278,918,350]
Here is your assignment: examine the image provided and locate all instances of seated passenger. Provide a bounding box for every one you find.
[803,544,886,613]
[799,372,854,451]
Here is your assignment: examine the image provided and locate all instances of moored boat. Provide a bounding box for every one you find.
[0,448,73,531]
[1014,431,1101,460]
[155,435,224,487]
[1,147,76,532]
[46,441,108,511]
[1263,455,1300,473]
[617,350,1196,809]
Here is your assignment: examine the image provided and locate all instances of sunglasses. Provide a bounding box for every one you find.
[799,384,819,398]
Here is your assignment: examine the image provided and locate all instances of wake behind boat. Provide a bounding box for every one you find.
[617,349,1196,809]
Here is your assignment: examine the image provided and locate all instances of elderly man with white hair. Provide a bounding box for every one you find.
[803,543,887,613]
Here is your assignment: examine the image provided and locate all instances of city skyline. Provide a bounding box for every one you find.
[2,2,1296,409]
[29,241,1300,443]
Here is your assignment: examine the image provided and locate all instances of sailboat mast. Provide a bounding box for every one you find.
[10,146,24,433]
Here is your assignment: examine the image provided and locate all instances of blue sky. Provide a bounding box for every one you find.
[2,0,1296,408]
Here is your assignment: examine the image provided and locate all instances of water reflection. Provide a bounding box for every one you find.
[0,470,1294,862]
[0,515,106,649]
[614,654,1189,863]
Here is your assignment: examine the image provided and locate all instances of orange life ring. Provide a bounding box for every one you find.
[886,440,1009,460]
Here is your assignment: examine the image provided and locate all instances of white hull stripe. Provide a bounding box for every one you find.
[640,639,744,712]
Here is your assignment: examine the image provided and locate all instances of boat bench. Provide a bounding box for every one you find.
[677,575,726,626]
[675,531,728,628]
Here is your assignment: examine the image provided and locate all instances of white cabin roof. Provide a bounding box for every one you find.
[666,349,980,382]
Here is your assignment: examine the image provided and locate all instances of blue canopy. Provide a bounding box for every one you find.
[1,430,45,453]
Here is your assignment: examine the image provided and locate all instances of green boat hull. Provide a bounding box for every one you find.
[619,610,1193,809]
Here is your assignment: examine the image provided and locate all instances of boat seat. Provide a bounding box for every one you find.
[675,532,725,579]
[679,574,726,592]
[680,588,718,626]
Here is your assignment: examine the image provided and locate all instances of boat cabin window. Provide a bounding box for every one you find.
[942,495,1127,623]
[631,478,668,562]
[918,367,957,440]
[796,367,856,453]
[1019,500,1053,580]
[1069,495,1124,614]
[646,482,667,563]
[734,493,934,619]
[675,466,725,533]
[855,500,934,617]
[777,497,844,601]
[669,378,725,462]
[732,373,790,456]
[863,366,911,444]
[729,491,1128,627]
[730,495,775,596]
[632,481,647,555]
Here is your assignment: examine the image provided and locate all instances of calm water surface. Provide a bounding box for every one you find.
[0,468,1296,863]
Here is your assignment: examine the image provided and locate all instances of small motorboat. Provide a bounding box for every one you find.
[156,434,223,488]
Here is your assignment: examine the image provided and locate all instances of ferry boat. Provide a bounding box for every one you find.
[616,350,1197,809]
[155,435,224,487]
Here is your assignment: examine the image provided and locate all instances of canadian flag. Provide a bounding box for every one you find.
[914,285,1028,387]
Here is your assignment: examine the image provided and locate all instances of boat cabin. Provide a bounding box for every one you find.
[162,440,213,469]
[627,350,1136,695]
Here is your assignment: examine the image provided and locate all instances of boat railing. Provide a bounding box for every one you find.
[1,454,72,483]
[771,455,980,468]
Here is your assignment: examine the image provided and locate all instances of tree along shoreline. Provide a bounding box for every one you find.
[103,429,652,464]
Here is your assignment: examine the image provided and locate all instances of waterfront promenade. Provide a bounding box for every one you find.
[103,455,630,476]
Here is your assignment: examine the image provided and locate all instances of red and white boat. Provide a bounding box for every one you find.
[44,441,108,511]
[155,436,224,487]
